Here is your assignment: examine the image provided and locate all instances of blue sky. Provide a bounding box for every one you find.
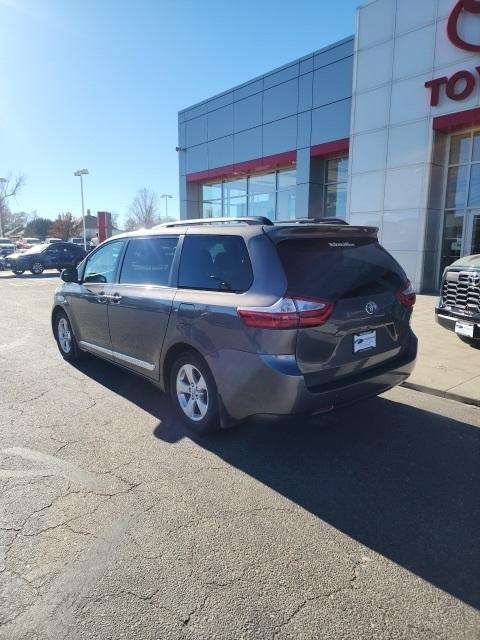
[0,0,359,225]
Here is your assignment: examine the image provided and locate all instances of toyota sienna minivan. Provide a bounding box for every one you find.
[52,217,417,432]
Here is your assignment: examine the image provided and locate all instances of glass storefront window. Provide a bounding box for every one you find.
[200,168,296,221]
[324,184,347,217]
[202,183,222,201]
[468,164,480,208]
[326,157,349,183]
[202,201,222,218]
[249,192,276,219]
[446,165,469,209]
[278,169,297,190]
[449,134,471,165]
[471,213,480,256]
[441,211,464,274]
[249,173,276,194]
[225,195,247,217]
[473,133,480,163]
[324,156,348,219]
[277,189,296,220]
[224,178,247,199]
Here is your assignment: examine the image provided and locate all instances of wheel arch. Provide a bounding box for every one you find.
[161,342,209,393]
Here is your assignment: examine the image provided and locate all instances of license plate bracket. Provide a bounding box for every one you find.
[354,330,377,354]
[455,321,475,338]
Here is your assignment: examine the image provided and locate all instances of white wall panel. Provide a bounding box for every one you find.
[350,172,385,213]
[356,41,393,92]
[382,210,422,252]
[387,120,430,168]
[351,128,388,174]
[396,0,436,34]
[384,165,425,211]
[357,0,395,49]
[389,74,432,125]
[393,25,436,80]
[354,86,390,132]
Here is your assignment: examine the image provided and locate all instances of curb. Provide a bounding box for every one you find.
[401,381,480,408]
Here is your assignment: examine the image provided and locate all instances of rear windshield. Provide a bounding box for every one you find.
[276,237,406,299]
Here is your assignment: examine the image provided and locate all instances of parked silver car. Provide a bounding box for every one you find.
[52,217,417,432]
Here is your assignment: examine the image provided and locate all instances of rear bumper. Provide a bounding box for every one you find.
[207,338,417,426]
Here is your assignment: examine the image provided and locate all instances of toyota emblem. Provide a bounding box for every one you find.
[468,272,480,286]
[365,302,378,315]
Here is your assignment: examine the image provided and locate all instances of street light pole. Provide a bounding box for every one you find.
[74,169,89,250]
[160,193,173,220]
[0,178,7,237]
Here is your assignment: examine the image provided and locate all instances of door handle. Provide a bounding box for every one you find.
[111,293,123,304]
[97,291,109,304]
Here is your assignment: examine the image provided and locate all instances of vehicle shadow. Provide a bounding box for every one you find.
[71,356,480,609]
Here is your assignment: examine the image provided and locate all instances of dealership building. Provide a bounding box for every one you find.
[178,0,480,291]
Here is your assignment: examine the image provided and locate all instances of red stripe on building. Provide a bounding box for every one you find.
[310,138,350,157]
[433,107,480,133]
[186,150,297,183]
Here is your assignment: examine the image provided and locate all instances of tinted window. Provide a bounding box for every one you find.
[83,241,125,284]
[277,238,406,299]
[178,235,253,292]
[119,237,178,286]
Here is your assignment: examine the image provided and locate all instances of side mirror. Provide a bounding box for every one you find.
[61,267,78,283]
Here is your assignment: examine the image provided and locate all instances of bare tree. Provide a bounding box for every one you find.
[0,174,26,236]
[125,188,159,231]
[48,212,78,241]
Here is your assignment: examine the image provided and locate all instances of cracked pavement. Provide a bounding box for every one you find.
[0,272,479,639]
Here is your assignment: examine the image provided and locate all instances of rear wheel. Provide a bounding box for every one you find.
[54,311,80,361]
[170,351,220,433]
[31,261,44,275]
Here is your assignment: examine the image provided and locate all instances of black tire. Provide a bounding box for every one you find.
[30,261,44,275]
[54,310,80,361]
[12,269,24,275]
[458,335,480,349]
[169,351,220,433]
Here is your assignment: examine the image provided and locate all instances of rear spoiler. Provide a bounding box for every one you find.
[266,225,379,241]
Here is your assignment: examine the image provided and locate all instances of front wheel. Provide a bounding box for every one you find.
[30,261,44,275]
[170,351,220,433]
[54,311,80,361]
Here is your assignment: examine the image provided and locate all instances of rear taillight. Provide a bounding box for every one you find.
[237,295,335,329]
[396,280,416,309]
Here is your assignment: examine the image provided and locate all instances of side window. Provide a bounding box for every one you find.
[119,237,178,286]
[178,235,253,292]
[83,241,125,284]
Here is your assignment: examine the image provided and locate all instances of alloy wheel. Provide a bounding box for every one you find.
[57,317,72,354]
[176,364,209,422]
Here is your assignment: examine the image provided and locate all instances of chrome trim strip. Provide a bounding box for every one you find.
[112,350,156,371]
[79,341,113,357]
[79,341,155,371]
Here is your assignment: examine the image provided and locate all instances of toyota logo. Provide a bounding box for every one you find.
[448,0,480,52]
[468,272,480,286]
[365,302,378,315]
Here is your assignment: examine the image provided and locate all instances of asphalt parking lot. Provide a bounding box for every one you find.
[0,271,479,640]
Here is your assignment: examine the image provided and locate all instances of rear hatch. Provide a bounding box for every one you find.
[273,227,415,389]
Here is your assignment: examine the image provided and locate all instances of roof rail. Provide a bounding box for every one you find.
[156,216,274,228]
[288,217,350,225]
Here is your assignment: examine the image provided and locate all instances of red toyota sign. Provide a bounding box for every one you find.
[447,0,480,52]
[425,1,480,106]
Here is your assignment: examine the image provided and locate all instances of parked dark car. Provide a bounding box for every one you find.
[51,217,417,433]
[436,253,480,348]
[6,242,87,275]
[0,238,16,257]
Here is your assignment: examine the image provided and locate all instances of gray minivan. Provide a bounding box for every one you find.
[52,217,417,432]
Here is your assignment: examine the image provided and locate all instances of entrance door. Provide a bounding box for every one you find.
[441,131,480,275]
